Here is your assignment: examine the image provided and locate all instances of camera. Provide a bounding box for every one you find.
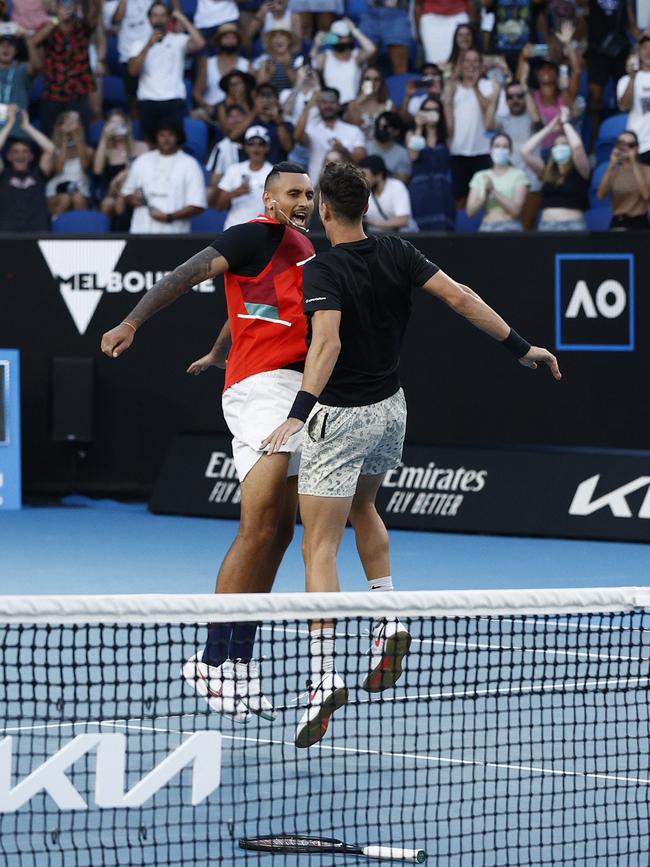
[413,77,433,89]
[0,22,19,36]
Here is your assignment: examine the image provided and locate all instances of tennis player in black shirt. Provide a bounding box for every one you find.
[263,162,561,748]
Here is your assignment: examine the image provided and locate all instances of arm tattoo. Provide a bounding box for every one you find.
[125,247,222,327]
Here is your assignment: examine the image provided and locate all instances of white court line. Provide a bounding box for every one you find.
[3,717,650,788]
[260,624,649,665]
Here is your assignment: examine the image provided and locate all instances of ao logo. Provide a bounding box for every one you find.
[565,279,627,320]
[38,241,215,336]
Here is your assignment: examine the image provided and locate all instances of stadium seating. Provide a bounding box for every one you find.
[386,73,419,108]
[584,207,612,231]
[102,76,128,112]
[191,209,227,233]
[454,208,483,232]
[594,113,628,166]
[52,210,110,233]
[183,118,208,162]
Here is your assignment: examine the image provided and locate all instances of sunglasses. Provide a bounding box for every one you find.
[506,92,525,99]
[616,138,636,147]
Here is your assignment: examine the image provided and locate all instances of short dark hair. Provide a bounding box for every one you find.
[264,161,308,189]
[359,154,387,178]
[319,162,369,223]
[148,1,167,16]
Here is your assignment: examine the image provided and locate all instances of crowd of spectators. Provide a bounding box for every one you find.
[1,0,650,234]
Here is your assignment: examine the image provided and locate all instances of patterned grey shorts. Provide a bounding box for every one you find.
[298,389,407,498]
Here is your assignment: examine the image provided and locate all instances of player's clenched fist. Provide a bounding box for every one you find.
[101,322,136,358]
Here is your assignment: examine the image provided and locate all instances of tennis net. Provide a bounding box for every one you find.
[0,587,649,866]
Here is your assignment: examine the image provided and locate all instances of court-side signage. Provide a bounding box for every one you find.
[0,732,221,812]
[555,253,634,351]
[0,350,21,510]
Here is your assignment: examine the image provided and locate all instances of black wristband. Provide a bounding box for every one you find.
[288,390,318,422]
[502,328,531,359]
[166,213,174,223]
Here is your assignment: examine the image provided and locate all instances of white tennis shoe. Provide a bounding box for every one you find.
[182,655,251,724]
[295,671,348,749]
[362,619,411,693]
[233,659,277,721]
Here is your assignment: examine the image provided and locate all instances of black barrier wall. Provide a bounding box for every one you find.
[0,232,648,495]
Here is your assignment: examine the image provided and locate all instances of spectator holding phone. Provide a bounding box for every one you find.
[228,82,294,161]
[521,109,590,230]
[466,131,528,230]
[94,108,146,229]
[127,4,205,142]
[311,19,376,105]
[400,63,444,121]
[214,124,273,228]
[253,24,300,91]
[596,130,650,229]
[0,105,55,232]
[213,69,256,129]
[617,33,650,165]
[343,67,393,140]
[406,94,454,229]
[33,0,102,136]
[46,109,93,216]
[416,0,471,65]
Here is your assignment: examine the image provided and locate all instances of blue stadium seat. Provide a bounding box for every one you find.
[107,35,121,76]
[589,162,611,209]
[183,117,208,162]
[184,78,193,111]
[88,119,104,146]
[180,0,197,18]
[584,206,612,230]
[29,75,44,105]
[346,0,368,20]
[191,209,227,233]
[595,113,628,165]
[102,76,128,111]
[52,210,110,233]
[386,73,419,108]
[454,208,483,232]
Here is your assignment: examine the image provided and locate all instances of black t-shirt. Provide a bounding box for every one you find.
[210,220,285,275]
[0,165,50,232]
[541,166,589,211]
[303,235,439,407]
[588,0,627,44]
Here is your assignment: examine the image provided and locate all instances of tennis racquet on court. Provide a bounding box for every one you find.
[239,834,426,862]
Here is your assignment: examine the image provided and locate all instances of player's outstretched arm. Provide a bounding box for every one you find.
[100,247,229,359]
[422,270,562,381]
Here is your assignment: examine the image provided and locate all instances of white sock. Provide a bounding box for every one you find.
[310,627,335,680]
[368,575,393,592]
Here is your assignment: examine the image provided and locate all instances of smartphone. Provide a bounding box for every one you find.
[413,77,433,88]
[0,22,18,35]
[531,43,549,57]
[321,33,339,46]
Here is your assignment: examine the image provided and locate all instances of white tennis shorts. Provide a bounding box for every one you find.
[222,368,304,483]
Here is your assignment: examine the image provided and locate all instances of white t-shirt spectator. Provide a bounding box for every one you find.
[122,149,207,233]
[194,0,239,29]
[366,177,417,232]
[306,118,366,182]
[218,159,273,229]
[322,50,362,105]
[617,71,650,155]
[132,32,189,102]
[206,137,242,175]
[451,79,494,156]
[105,0,152,64]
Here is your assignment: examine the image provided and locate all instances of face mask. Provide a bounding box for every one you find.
[219,44,239,54]
[409,134,426,152]
[551,143,571,164]
[375,127,391,143]
[491,147,510,166]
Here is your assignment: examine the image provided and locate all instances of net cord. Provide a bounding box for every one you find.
[0,587,647,624]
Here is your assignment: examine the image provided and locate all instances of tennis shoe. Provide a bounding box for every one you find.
[362,619,411,693]
[295,672,348,749]
[233,660,277,721]
[182,655,251,723]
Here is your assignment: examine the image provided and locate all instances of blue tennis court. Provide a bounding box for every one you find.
[1,503,649,865]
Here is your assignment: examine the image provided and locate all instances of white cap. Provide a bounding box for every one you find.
[330,20,352,37]
[244,125,270,143]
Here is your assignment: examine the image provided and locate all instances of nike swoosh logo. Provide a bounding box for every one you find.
[296,254,316,267]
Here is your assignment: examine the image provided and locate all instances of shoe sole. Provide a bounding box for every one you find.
[362,631,411,693]
[181,659,251,724]
[294,687,348,749]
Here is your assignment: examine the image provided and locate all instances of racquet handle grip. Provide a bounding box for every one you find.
[363,845,426,862]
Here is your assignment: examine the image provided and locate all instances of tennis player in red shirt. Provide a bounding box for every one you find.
[101,162,315,723]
